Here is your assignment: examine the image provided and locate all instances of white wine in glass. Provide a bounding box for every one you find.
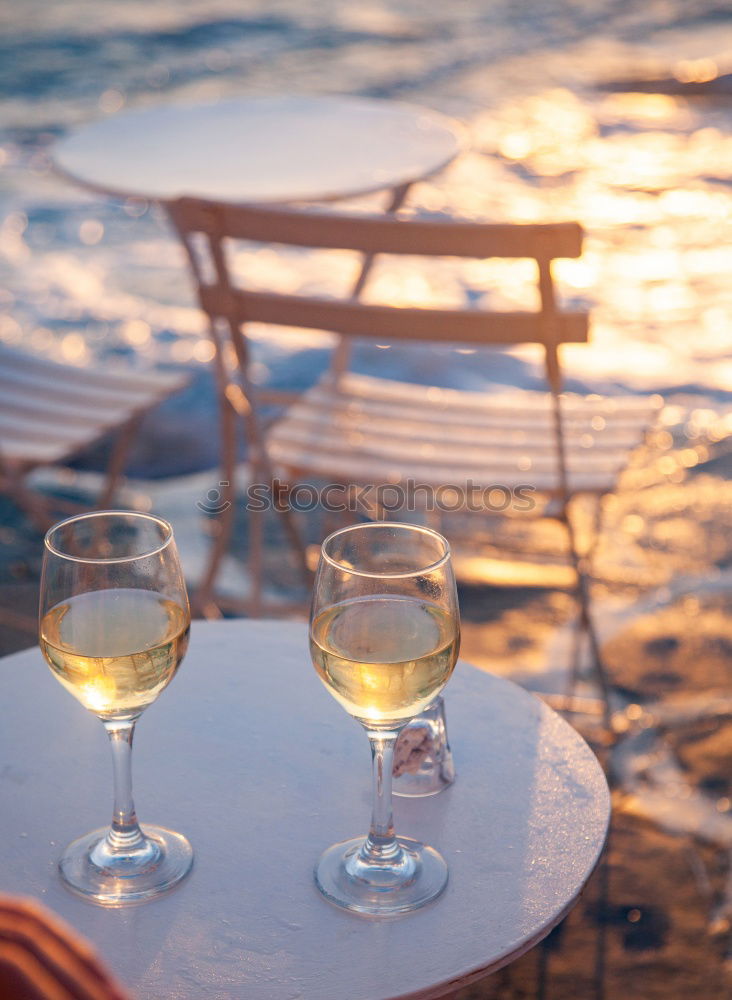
[39,511,193,905]
[311,596,458,728]
[41,589,189,718]
[310,522,460,916]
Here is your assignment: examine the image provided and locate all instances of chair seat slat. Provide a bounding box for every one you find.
[0,345,185,393]
[273,413,647,454]
[267,444,621,495]
[0,389,139,427]
[335,373,661,416]
[0,411,119,445]
[0,369,174,411]
[268,426,630,474]
[284,388,656,439]
[0,440,75,463]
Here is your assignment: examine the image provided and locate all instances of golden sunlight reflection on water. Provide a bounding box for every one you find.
[2,73,732,403]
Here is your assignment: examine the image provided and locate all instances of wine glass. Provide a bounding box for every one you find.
[39,511,193,905]
[309,521,460,915]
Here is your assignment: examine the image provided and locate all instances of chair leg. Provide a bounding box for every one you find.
[567,609,585,698]
[567,496,603,700]
[98,414,143,510]
[575,569,613,731]
[245,467,312,617]
[320,488,350,541]
[0,454,49,531]
[194,396,237,618]
[273,485,313,590]
[561,502,614,733]
[196,392,312,617]
[249,486,265,617]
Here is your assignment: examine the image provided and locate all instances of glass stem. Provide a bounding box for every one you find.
[103,718,146,853]
[361,731,403,864]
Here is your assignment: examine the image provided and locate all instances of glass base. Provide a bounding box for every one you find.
[59,825,193,906]
[315,836,448,916]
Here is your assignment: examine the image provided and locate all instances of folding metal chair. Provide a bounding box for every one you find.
[168,197,662,722]
[0,342,189,526]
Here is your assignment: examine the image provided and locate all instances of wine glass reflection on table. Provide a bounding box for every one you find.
[393,693,455,797]
[39,511,193,905]
[309,521,460,916]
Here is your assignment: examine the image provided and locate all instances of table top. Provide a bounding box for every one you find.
[52,95,465,204]
[0,620,610,1000]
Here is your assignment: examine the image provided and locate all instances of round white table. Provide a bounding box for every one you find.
[52,95,465,204]
[0,620,609,1000]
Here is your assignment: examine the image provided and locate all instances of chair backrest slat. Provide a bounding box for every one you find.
[171,198,583,260]
[198,284,589,346]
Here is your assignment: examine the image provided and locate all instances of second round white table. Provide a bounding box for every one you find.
[53,94,465,204]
